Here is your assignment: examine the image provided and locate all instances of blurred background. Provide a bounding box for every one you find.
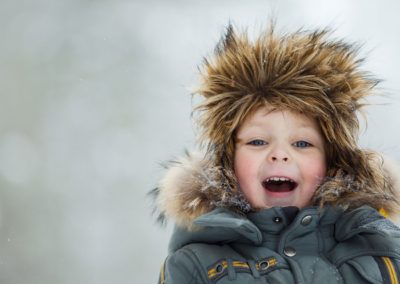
[0,0,399,283]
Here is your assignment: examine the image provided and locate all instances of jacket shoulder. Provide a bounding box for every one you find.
[330,207,400,266]
[160,245,208,284]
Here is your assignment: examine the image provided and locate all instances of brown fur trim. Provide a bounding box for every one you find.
[153,151,400,228]
[313,151,400,219]
[154,152,250,229]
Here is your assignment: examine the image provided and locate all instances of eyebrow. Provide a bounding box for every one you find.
[293,125,322,136]
[297,125,317,131]
[236,124,322,141]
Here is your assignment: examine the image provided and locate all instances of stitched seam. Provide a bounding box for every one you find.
[383,257,399,284]
[374,256,391,284]
[180,247,210,284]
[206,260,255,279]
[393,259,400,284]
[335,251,400,267]
[207,257,281,281]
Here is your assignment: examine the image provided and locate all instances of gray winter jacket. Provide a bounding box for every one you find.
[153,153,400,284]
[160,206,400,283]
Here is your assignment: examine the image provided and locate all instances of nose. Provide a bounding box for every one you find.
[270,156,289,162]
[268,146,290,163]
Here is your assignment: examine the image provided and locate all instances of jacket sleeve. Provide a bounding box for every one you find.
[159,248,206,284]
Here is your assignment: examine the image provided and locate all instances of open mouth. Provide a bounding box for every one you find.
[262,177,297,192]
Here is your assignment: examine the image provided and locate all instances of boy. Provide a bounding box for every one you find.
[152,24,400,283]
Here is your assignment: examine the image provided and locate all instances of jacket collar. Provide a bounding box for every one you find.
[169,205,398,253]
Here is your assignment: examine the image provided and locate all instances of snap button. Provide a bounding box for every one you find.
[215,263,223,273]
[273,217,282,223]
[283,247,296,257]
[258,260,269,270]
[301,215,313,226]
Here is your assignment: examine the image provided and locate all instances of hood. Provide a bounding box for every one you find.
[151,151,400,230]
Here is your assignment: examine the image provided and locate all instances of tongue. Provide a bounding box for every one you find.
[263,181,294,192]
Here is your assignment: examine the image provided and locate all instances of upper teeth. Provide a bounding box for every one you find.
[266,177,293,182]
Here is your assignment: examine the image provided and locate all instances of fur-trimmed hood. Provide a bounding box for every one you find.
[151,24,400,230]
[152,152,400,229]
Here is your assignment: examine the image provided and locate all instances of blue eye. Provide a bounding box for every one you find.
[293,141,312,148]
[248,139,267,146]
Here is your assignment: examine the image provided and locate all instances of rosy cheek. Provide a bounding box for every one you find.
[238,158,254,170]
[235,163,249,181]
[234,156,254,181]
[311,165,326,182]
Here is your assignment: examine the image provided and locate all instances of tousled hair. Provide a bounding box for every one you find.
[192,24,399,214]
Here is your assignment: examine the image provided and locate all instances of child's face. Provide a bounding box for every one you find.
[234,107,326,209]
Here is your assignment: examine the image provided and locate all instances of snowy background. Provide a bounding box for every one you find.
[0,0,399,283]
